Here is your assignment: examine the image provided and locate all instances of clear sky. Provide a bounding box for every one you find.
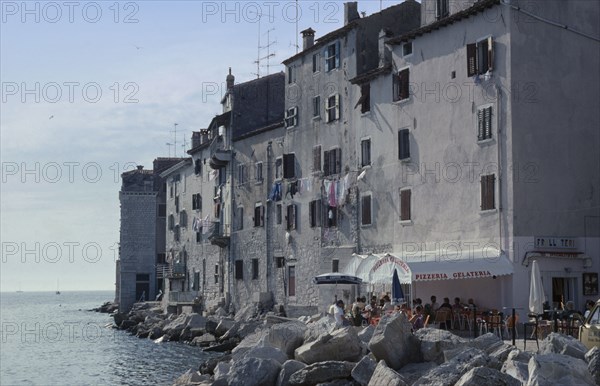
[0,0,408,292]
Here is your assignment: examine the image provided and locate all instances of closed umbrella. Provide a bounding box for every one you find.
[529,260,546,315]
[392,269,404,303]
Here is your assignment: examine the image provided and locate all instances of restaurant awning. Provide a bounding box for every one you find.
[342,249,514,283]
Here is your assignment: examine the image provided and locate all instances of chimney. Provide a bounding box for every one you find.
[136,165,144,171]
[301,28,316,50]
[226,67,235,90]
[344,2,359,25]
[191,131,202,149]
[379,29,392,67]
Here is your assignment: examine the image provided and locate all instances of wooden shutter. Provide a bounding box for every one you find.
[467,43,477,77]
[335,148,342,174]
[399,69,409,100]
[313,146,321,172]
[235,260,243,280]
[334,94,340,121]
[335,41,341,69]
[484,107,492,139]
[481,175,496,210]
[399,129,410,159]
[283,153,295,179]
[487,37,494,72]
[477,109,484,140]
[401,189,411,221]
[260,205,265,227]
[309,201,315,227]
[362,195,372,225]
[287,204,296,230]
[323,150,330,176]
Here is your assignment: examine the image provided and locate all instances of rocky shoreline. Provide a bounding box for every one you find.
[99,302,600,386]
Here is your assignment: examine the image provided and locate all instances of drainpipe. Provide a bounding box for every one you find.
[266,141,273,297]
[495,84,503,249]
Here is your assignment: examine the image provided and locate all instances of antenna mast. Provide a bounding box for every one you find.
[171,123,178,157]
[253,12,277,78]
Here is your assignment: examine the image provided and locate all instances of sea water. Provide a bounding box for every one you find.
[1,291,216,386]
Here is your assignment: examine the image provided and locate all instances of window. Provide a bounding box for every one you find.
[193,271,200,291]
[158,204,166,218]
[481,174,496,211]
[276,256,285,268]
[400,189,411,221]
[196,231,202,243]
[235,260,244,280]
[325,41,340,72]
[313,145,321,172]
[276,204,282,224]
[192,193,202,211]
[254,203,265,227]
[288,266,296,296]
[169,184,174,198]
[285,106,298,128]
[255,162,263,183]
[398,129,410,160]
[179,210,187,227]
[312,96,321,118]
[402,42,413,57]
[361,139,371,167]
[325,94,340,123]
[477,106,493,141]
[325,206,337,227]
[168,214,174,230]
[323,148,342,176]
[312,53,320,73]
[309,199,322,227]
[361,194,372,225]
[237,207,244,230]
[214,264,219,284]
[286,204,297,230]
[287,65,296,84]
[194,159,202,175]
[467,37,494,76]
[237,163,247,185]
[393,68,410,102]
[436,0,449,20]
[275,158,283,179]
[175,196,180,213]
[157,253,166,264]
[174,225,180,241]
[252,259,259,280]
[332,259,339,273]
[356,83,370,113]
[283,153,296,179]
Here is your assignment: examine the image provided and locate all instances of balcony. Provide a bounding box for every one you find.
[156,264,171,279]
[208,221,230,247]
[168,291,199,303]
[209,136,231,169]
[166,261,186,279]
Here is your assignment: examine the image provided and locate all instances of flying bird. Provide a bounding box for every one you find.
[49,115,54,120]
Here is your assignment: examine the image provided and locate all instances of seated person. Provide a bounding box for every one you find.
[410,305,425,331]
[381,295,394,313]
[334,300,350,327]
[452,297,464,312]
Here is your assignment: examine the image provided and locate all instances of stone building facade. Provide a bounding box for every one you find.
[117,158,181,312]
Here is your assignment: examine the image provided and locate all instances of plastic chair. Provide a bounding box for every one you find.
[432,310,449,329]
[503,314,519,339]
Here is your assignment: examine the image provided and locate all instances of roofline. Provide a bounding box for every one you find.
[158,158,192,178]
[386,0,500,45]
[282,22,358,65]
[233,121,285,142]
[349,64,393,84]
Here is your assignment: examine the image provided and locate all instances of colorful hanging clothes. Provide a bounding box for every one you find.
[269,182,282,201]
[329,179,337,207]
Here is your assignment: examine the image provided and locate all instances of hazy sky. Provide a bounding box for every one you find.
[0,0,401,292]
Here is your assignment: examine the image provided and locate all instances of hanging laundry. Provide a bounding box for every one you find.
[323,180,331,201]
[269,182,282,201]
[287,180,298,198]
[329,180,337,207]
[337,175,348,206]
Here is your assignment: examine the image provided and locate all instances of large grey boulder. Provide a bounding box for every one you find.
[264,321,307,357]
[235,304,256,322]
[213,361,231,382]
[215,318,236,337]
[500,349,532,384]
[538,332,588,360]
[288,361,354,386]
[526,353,595,386]
[414,347,494,386]
[231,329,270,360]
[414,328,465,364]
[172,369,210,385]
[466,333,504,353]
[357,325,375,345]
[295,327,363,364]
[303,316,336,343]
[455,367,521,386]
[244,346,289,365]
[351,355,377,386]
[398,362,438,385]
[227,357,282,386]
[585,346,600,385]
[162,313,191,340]
[191,333,216,347]
[368,313,419,370]
[276,360,306,386]
[367,360,408,386]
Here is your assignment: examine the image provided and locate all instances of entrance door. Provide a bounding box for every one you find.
[552,277,576,309]
[136,273,150,302]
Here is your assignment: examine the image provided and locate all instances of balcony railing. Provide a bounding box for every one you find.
[208,221,230,247]
[156,264,171,279]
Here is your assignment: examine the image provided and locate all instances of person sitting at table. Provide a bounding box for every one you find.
[467,298,477,309]
[564,301,583,319]
[351,296,366,326]
[334,300,350,327]
[412,298,423,314]
[424,296,438,320]
[382,295,394,313]
[410,305,425,331]
[364,298,379,319]
[584,300,595,319]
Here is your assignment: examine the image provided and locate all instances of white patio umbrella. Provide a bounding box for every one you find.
[529,260,546,315]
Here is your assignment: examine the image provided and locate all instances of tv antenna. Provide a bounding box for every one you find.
[251,11,277,78]
[181,135,188,155]
[166,142,173,157]
[170,123,178,157]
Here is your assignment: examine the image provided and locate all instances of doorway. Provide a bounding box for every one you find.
[552,277,576,309]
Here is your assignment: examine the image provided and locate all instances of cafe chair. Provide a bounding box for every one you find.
[503,314,519,339]
[432,310,449,329]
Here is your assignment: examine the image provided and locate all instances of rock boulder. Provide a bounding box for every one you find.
[288,361,354,386]
[227,357,282,386]
[294,327,363,364]
[368,313,419,370]
[367,360,408,386]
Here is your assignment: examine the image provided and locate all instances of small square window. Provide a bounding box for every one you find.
[400,189,411,221]
[402,42,413,57]
[361,139,371,167]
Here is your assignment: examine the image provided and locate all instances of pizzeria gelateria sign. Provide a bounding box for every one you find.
[415,270,493,281]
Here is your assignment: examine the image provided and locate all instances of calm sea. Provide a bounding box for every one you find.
[0,291,216,386]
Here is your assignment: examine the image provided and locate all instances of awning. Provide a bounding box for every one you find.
[313,272,363,285]
[342,249,514,283]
